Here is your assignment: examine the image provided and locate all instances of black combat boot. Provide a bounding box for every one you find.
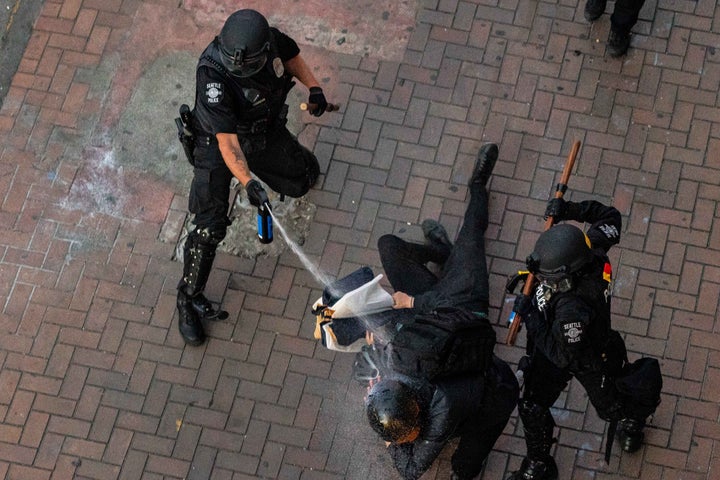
[470,143,499,187]
[509,400,558,480]
[177,226,222,345]
[507,458,558,480]
[191,293,228,321]
[177,289,205,346]
[584,0,606,21]
[617,418,645,453]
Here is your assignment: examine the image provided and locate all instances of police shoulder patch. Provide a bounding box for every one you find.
[273,57,284,77]
[562,322,583,344]
[205,82,224,105]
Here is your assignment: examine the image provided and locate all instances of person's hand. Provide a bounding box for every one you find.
[392,291,414,309]
[308,87,328,117]
[512,293,533,317]
[544,198,567,222]
[364,375,381,402]
[365,330,374,345]
[385,441,392,447]
[246,179,269,207]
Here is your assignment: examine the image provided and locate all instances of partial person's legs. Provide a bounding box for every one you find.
[608,0,646,56]
[426,144,498,313]
[177,223,227,344]
[178,156,233,345]
[507,353,570,480]
[584,0,607,22]
[452,357,519,479]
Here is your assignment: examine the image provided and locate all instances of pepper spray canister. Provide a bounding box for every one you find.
[257,202,273,244]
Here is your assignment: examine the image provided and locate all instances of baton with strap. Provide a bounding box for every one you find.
[505,140,581,346]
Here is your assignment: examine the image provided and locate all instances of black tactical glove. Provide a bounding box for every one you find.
[308,87,328,117]
[506,271,530,294]
[544,198,568,222]
[245,179,269,208]
[545,198,582,223]
[513,293,534,317]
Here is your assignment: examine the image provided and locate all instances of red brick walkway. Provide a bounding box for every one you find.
[1,0,719,479]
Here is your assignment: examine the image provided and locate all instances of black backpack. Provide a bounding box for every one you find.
[379,307,497,381]
[616,357,663,418]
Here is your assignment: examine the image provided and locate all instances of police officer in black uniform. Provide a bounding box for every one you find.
[507,198,660,480]
[177,9,331,345]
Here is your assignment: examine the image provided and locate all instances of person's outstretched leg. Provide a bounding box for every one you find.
[428,143,498,313]
[378,235,442,295]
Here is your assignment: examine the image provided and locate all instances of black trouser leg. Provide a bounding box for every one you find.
[426,183,491,312]
[378,235,442,295]
[245,127,320,198]
[610,0,646,32]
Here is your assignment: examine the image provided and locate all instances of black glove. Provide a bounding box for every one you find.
[245,180,269,208]
[308,87,327,117]
[513,293,534,317]
[544,198,568,222]
[505,271,530,294]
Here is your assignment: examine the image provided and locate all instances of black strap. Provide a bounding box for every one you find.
[605,419,617,463]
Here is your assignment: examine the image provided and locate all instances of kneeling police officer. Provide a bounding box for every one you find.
[176,9,332,345]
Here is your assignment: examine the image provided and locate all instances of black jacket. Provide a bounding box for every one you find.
[387,356,518,480]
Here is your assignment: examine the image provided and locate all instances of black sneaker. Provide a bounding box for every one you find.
[607,30,631,57]
[470,143,499,187]
[584,0,606,22]
[421,219,452,249]
[506,458,558,480]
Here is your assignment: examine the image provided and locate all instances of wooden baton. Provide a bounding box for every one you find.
[300,102,340,113]
[505,140,581,346]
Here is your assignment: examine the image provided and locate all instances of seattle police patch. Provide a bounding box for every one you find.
[563,322,583,344]
[205,82,223,104]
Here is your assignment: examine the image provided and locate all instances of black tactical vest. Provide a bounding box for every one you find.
[196,36,295,136]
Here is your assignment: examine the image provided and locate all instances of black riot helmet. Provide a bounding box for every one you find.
[526,224,593,280]
[365,379,421,444]
[217,9,271,77]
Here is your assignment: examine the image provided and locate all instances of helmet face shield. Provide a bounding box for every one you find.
[219,44,269,77]
[527,224,593,281]
[217,9,271,78]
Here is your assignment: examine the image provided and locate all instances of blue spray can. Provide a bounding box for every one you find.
[257,202,273,244]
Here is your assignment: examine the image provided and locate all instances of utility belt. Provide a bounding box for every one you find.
[176,104,290,163]
[236,104,289,136]
[237,118,270,135]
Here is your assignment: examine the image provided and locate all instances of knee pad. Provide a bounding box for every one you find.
[186,225,227,254]
[518,399,555,430]
[196,225,227,247]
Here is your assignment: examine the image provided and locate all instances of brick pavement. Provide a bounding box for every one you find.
[1,0,719,479]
